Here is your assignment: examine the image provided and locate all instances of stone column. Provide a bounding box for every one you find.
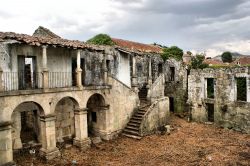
[148,57,152,86]
[131,55,138,92]
[0,68,3,92]
[73,108,91,150]
[75,50,83,88]
[42,45,49,89]
[103,54,108,85]
[39,115,60,160]
[0,122,15,166]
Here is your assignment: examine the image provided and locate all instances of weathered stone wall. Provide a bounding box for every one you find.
[188,67,250,133]
[140,97,170,135]
[164,58,188,113]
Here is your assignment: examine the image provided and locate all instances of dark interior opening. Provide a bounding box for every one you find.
[72,58,77,86]
[170,67,175,81]
[81,58,85,85]
[206,103,214,122]
[106,60,111,73]
[20,111,38,144]
[158,63,163,76]
[236,77,247,101]
[137,64,142,77]
[207,78,214,99]
[169,97,174,112]
[91,112,97,122]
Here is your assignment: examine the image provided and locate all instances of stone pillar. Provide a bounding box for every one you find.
[0,68,3,92]
[148,57,152,86]
[131,55,138,92]
[42,46,49,89]
[39,115,60,160]
[73,108,91,150]
[75,50,83,88]
[103,54,108,85]
[0,122,15,166]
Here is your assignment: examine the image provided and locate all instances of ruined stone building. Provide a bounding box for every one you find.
[0,27,249,166]
[0,27,186,165]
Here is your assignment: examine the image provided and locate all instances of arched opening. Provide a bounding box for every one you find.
[86,93,106,137]
[55,97,79,144]
[11,102,44,150]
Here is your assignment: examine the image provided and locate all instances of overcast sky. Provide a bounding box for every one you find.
[0,0,250,57]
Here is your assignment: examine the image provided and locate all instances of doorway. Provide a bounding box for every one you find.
[18,56,37,89]
[206,103,214,122]
[169,97,174,112]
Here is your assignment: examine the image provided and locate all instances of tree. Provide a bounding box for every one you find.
[221,51,232,63]
[87,34,115,46]
[190,54,208,69]
[161,46,183,61]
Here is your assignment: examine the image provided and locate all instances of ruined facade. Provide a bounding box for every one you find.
[188,67,250,133]
[0,29,174,165]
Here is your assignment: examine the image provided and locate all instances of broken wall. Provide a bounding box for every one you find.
[188,67,250,133]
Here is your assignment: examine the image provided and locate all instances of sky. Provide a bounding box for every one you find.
[0,0,250,57]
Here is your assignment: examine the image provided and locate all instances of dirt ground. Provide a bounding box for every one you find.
[15,116,250,166]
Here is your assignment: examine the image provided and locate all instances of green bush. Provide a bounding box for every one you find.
[161,46,183,61]
[87,34,115,46]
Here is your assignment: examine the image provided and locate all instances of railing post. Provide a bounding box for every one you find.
[0,68,3,92]
[42,45,49,89]
[76,49,83,88]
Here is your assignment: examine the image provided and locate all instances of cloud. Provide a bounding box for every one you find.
[0,0,249,56]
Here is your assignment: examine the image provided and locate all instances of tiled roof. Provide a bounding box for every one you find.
[112,38,162,54]
[0,31,103,50]
[204,59,225,65]
[33,26,61,39]
[232,56,250,66]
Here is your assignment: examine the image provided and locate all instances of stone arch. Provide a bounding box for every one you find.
[11,101,45,150]
[54,96,79,143]
[86,93,109,138]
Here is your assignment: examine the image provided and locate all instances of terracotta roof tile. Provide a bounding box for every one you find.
[204,59,225,65]
[232,56,250,65]
[112,38,162,53]
[0,31,103,51]
[33,26,61,39]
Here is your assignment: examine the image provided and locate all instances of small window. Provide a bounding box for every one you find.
[236,77,247,101]
[137,64,142,77]
[106,60,111,73]
[91,112,97,122]
[158,63,163,76]
[170,67,175,81]
[206,78,214,99]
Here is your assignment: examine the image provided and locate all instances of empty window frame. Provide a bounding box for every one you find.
[170,67,175,81]
[106,60,111,73]
[236,77,247,101]
[158,63,163,76]
[137,64,143,77]
[206,78,215,99]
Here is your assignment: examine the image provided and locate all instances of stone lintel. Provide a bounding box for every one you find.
[73,137,91,150]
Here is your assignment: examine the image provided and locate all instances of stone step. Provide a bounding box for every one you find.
[130,119,141,124]
[123,129,140,135]
[131,117,143,120]
[136,112,145,115]
[122,133,142,140]
[127,122,140,127]
[134,114,144,118]
[125,126,139,131]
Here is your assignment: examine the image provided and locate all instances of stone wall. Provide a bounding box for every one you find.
[188,67,250,133]
[140,97,170,135]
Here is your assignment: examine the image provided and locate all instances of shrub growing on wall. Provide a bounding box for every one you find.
[190,54,208,69]
[87,34,115,46]
[161,46,183,61]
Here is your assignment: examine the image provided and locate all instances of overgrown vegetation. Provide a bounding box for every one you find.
[189,54,208,69]
[161,46,183,61]
[221,52,233,63]
[87,34,115,46]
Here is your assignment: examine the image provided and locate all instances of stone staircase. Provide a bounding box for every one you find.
[122,85,151,139]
